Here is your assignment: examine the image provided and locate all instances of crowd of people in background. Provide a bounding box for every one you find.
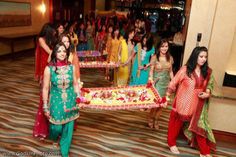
[32,13,214,157]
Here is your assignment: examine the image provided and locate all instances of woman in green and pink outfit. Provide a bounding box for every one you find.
[42,42,80,156]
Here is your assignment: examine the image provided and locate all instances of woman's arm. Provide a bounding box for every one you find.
[73,65,80,96]
[117,42,122,64]
[148,63,154,83]
[123,50,136,66]
[42,66,51,118]
[169,66,174,80]
[199,73,214,99]
[72,52,80,79]
[166,66,186,95]
[39,37,52,55]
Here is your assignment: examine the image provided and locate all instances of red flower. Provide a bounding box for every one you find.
[76,97,81,104]
[161,96,167,103]
[146,81,152,88]
[81,88,90,93]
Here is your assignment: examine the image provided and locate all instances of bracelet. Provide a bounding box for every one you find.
[148,77,153,80]
[43,103,48,109]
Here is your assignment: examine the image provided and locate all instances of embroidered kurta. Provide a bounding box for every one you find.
[129,45,155,86]
[152,56,173,97]
[49,65,79,124]
[167,66,216,149]
[168,66,205,118]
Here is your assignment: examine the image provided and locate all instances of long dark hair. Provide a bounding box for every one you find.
[58,33,73,52]
[112,26,121,39]
[124,27,135,44]
[186,46,209,79]
[142,33,153,51]
[50,42,70,66]
[39,23,56,48]
[156,39,171,62]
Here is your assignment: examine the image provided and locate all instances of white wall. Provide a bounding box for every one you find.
[209,98,236,133]
[208,0,236,85]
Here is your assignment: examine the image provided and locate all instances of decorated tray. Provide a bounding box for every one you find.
[77,50,101,57]
[79,61,119,68]
[78,85,165,110]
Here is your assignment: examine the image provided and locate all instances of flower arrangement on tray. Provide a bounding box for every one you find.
[75,85,167,110]
[79,61,119,68]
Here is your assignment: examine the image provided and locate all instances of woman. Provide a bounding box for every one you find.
[128,33,155,86]
[59,33,80,82]
[118,28,135,86]
[86,20,95,50]
[67,24,78,52]
[105,25,114,80]
[55,22,64,38]
[95,25,107,53]
[33,23,56,139]
[77,22,87,51]
[166,46,215,157]
[109,26,122,85]
[148,39,174,129]
[43,42,80,157]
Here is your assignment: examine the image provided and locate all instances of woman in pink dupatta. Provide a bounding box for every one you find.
[166,46,215,157]
[33,23,56,139]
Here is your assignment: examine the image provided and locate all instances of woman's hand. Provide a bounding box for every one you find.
[138,66,144,70]
[44,111,50,119]
[198,92,210,99]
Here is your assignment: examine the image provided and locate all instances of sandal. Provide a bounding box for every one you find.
[170,145,180,154]
[148,118,154,128]
[53,142,59,148]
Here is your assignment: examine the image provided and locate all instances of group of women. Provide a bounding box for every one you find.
[33,20,215,157]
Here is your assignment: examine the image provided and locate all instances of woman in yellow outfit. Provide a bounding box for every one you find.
[118,28,135,86]
[109,26,122,85]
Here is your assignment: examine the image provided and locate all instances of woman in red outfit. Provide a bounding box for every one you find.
[166,46,215,157]
[33,23,56,139]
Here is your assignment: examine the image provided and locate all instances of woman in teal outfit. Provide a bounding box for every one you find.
[148,39,174,129]
[127,33,155,86]
[42,42,80,157]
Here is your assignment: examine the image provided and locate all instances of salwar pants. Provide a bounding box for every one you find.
[167,111,210,155]
[49,121,74,157]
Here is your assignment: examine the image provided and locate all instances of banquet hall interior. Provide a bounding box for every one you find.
[0,0,236,156]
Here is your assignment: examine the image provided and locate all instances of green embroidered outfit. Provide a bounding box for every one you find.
[48,65,79,157]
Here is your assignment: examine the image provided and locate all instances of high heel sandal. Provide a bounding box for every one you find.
[148,118,154,128]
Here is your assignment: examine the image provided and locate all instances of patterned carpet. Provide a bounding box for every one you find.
[0,55,235,157]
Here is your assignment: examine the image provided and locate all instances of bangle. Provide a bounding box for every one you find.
[43,103,48,109]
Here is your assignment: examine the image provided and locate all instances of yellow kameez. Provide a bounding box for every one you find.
[117,39,129,86]
[109,38,121,86]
